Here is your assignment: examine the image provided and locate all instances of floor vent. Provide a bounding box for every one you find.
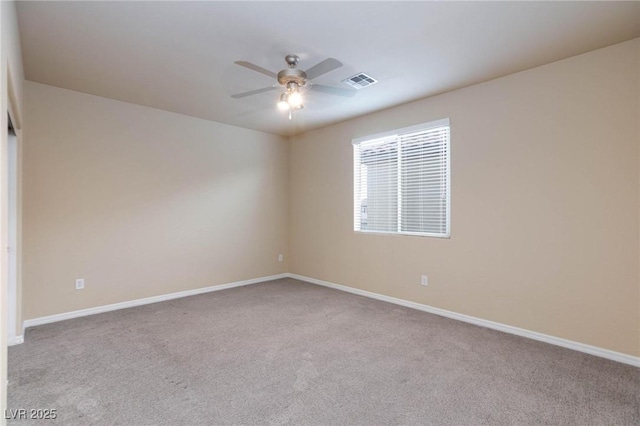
[342,72,378,89]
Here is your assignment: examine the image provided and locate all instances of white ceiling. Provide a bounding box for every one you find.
[16,1,640,137]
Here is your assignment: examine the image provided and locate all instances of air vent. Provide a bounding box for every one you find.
[342,73,378,90]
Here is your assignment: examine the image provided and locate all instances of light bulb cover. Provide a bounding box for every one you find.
[277,93,290,111]
[288,91,303,108]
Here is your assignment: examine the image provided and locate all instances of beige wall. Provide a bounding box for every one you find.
[2,0,26,418]
[19,37,640,359]
[290,39,640,357]
[24,82,289,320]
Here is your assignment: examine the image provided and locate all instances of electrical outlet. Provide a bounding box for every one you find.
[421,275,428,286]
[75,278,85,290]
[278,254,284,262]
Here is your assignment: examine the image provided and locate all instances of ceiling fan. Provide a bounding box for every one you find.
[231,54,356,118]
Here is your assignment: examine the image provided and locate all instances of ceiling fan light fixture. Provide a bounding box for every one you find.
[288,90,303,108]
[277,93,290,111]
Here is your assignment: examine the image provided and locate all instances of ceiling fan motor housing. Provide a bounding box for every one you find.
[278,54,307,87]
[277,69,307,87]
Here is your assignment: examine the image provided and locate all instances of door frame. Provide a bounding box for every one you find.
[7,116,19,345]
[6,67,23,346]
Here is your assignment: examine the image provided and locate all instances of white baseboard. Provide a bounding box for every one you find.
[287,273,640,368]
[8,335,23,346]
[23,273,288,330]
[19,271,639,367]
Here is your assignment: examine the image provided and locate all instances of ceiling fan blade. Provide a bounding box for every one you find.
[234,61,277,79]
[231,86,277,99]
[309,84,357,97]
[305,58,343,79]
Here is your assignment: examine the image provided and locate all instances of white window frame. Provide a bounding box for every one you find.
[352,118,451,238]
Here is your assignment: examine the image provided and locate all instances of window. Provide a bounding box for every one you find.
[353,119,450,238]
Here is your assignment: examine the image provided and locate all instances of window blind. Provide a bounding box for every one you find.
[353,119,450,237]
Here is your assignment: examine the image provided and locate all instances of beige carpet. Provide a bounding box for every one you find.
[8,278,640,425]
